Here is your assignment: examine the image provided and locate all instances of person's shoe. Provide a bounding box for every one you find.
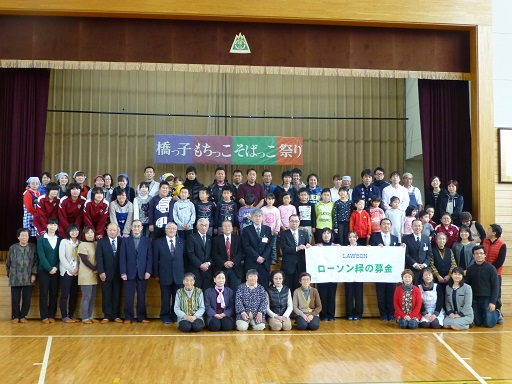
[82,319,93,324]
[11,318,19,324]
[140,319,150,324]
[114,318,123,323]
[347,316,354,320]
[91,319,99,323]
[48,318,56,323]
[124,320,132,324]
[19,318,27,324]
[497,309,504,324]
[388,315,395,321]
[41,318,50,324]
[353,316,361,320]
[62,317,75,323]
[381,316,388,321]
[163,319,171,324]
[100,318,110,324]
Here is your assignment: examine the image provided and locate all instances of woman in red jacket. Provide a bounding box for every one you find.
[394,269,422,329]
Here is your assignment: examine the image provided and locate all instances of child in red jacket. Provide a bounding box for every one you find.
[349,198,371,246]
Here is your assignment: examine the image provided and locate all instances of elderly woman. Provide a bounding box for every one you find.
[394,269,422,329]
[444,267,474,330]
[430,232,457,291]
[266,270,293,331]
[235,269,268,331]
[438,180,464,226]
[6,228,38,323]
[418,268,444,328]
[293,272,322,330]
[451,225,476,274]
[204,271,234,331]
[174,273,205,332]
[23,177,41,241]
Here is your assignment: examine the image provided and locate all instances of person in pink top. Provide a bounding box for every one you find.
[278,192,297,231]
[369,196,384,234]
[403,205,418,236]
[261,194,281,265]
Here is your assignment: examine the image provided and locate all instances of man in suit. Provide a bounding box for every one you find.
[403,219,432,285]
[212,220,244,292]
[369,218,403,321]
[153,222,185,323]
[96,222,123,323]
[241,209,273,288]
[280,214,311,292]
[120,220,152,323]
[186,218,213,290]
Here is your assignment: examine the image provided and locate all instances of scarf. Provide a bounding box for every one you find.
[215,286,226,309]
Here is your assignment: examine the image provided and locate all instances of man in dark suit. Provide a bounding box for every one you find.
[186,218,213,290]
[280,214,311,292]
[212,220,244,292]
[369,218,403,321]
[120,220,152,323]
[241,209,273,288]
[153,222,185,323]
[96,222,123,323]
[403,219,432,285]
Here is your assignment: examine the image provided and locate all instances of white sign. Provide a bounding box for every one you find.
[306,246,405,283]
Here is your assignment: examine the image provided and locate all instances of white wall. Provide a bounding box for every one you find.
[494,0,512,128]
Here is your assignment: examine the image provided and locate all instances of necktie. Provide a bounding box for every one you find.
[202,235,206,246]
[416,236,420,244]
[256,227,261,236]
[293,231,298,246]
[111,239,116,253]
[170,239,175,255]
[226,237,231,261]
[383,234,387,246]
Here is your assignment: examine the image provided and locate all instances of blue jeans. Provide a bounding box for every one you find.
[398,318,418,329]
[472,296,499,328]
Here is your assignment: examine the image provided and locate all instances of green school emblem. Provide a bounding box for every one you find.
[230,33,251,54]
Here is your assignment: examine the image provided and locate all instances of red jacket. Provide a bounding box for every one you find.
[434,224,458,248]
[349,209,372,239]
[23,188,40,215]
[483,237,506,275]
[84,199,109,238]
[394,285,422,320]
[58,196,86,236]
[33,195,60,238]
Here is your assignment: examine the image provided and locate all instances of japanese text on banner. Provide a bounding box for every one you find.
[306,246,405,283]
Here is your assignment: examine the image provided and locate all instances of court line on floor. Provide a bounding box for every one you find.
[1,329,512,339]
[37,336,52,384]
[433,333,487,384]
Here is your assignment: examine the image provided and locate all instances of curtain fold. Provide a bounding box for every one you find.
[418,79,472,216]
[0,69,50,250]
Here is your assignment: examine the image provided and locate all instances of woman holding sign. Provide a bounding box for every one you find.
[315,228,340,321]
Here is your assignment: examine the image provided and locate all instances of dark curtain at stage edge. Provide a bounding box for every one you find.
[0,69,50,251]
[418,79,472,218]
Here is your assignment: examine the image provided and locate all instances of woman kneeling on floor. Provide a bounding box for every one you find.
[293,272,322,331]
[174,273,205,332]
[394,269,422,329]
[444,266,474,330]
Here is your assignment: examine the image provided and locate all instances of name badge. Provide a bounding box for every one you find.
[423,244,428,251]
[262,236,269,243]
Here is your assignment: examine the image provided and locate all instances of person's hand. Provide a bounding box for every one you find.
[302,314,308,322]
[449,313,456,319]
[188,315,196,322]
[453,314,461,318]
[30,275,36,284]
[488,303,496,312]
[305,244,312,249]
[334,229,338,234]
[430,314,437,322]
[149,225,154,232]
[214,314,223,319]
[307,314,314,322]
[100,273,106,282]
[123,234,130,238]
[241,312,249,321]
[257,256,265,264]
[437,275,444,283]
[256,312,263,323]
[404,315,411,321]
[200,263,209,272]
[50,267,58,274]
[145,272,151,280]
[444,276,451,283]
[214,228,218,235]
[121,275,127,281]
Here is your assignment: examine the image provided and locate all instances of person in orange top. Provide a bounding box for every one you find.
[350,198,372,245]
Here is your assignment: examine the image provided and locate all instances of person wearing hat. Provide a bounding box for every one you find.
[351,169,381,210]
[235,269,268,331]
[55,172,70,198]
[73,171,90,199]
[33,182,60,238]
[23,177,41,241]
[402,172,423,212]
[341,175,353,200]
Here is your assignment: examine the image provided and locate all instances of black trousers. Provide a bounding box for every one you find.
[59,274,79,319]
[159,282,183,322]
[208,316,234,331]
[11,285,33,319]
[375,282,396,318]
[345,282,364,317]
[317,282,338,318]
[178,318,204,332]
[296,315,320,330]
[38,271,60,319]
[100,277,122,320]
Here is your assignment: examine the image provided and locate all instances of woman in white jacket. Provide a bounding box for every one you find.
[59,224,80,323]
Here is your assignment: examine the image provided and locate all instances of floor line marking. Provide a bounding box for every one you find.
[38,336,52,384]
[434,333,487,384]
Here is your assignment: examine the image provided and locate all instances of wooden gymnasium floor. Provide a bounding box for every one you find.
[1,318,511,384]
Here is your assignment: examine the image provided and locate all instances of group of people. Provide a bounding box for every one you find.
[7,164,506,332]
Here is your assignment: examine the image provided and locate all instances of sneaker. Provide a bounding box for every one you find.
[353,316,361,320]
[497,309,504,325]
[347,316,354,320]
